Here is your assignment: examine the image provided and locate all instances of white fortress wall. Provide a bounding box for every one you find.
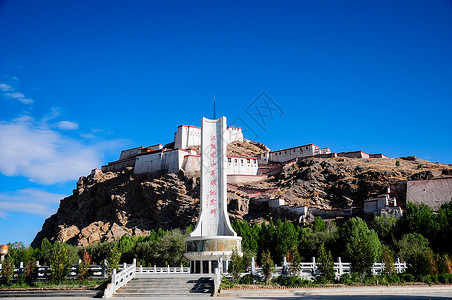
[174,124,244,149]
[227,156,258,175]
[119,146,145,160]
[269,144,318,163]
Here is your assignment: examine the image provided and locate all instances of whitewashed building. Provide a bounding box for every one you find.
[134,148,197,175]
[258,144,331,164]
[174,124,244,149]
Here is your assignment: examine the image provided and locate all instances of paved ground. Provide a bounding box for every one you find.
[0,286,451,299]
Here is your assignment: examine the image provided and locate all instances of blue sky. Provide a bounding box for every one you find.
[0,0,451,245]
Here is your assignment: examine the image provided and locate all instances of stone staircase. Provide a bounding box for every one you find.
[114,273,214,297]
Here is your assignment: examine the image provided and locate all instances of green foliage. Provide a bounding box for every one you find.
[274,275,310,287]
[395,160,400,167]
[6,242,37,266]
[228,249,244,283]
[106,247,121,275]
[313,217,327,232]
[370,215,397,244]
[49,246,71,282]
[232,220,259,254]
[407,250,433,276]
[341,217,382,278]
[1,256,14,285]
[38,238,54,265]
[24,257,37,285]
[261,250,275,283]
[317,243,335,282]
[78,250,91,280]
[339,273,352,284]
[220,277,234,289]
[401,273,415,282]
[287,247,302,275]
[239,273,255,284]
[395,233,430,261]
[417,164,423,170]
[381,245,395,275]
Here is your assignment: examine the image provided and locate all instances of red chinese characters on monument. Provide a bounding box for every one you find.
[206,133,218,215]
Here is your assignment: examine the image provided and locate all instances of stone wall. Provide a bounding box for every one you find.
[227,175,267,184]
[406,177,452,211]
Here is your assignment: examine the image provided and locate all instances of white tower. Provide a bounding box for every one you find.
[184,117,242,274]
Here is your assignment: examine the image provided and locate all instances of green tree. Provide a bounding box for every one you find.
[394,233,430,261]
[156,229,189,266]
[313,217,327,232]
[274,220,298,264]
[78,250,91,280]
[261,250,275,283]
[24,257,37,285]
[341,217,382,279]
[1,256,14,285]
[49,246,71,282]
[287,247,302,275]
[38,238,54,265]
[228,249,244,283]
[106,246,121,275]
[381,245,395,275]
[370,215,397,244]
[395,160,400,167]
[317,243,335,282]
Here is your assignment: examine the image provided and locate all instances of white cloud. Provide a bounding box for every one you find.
[0,188,66,218]
[56,121,78,130]
[0,116,124,184]
[0,82,33,104]
[81,133,96,139]
[0,83,13,92]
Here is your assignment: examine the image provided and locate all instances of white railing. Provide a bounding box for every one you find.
[136,265,190,274]
[0,260,107,280]
[103,259,136,299]
[227,257,407,280]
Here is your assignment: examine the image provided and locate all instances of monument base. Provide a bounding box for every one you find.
[184,236,242,274]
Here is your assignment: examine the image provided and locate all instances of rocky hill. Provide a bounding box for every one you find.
[32,145,452,248]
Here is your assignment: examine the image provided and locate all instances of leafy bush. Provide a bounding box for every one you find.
[339,273,352,285]
[315,275,329,284]
[387,274,400,284]
[220,277,234,289]
[401,273,415,282]
[351,273,361,283]
[239,274,254,284]
[274,275,309,287]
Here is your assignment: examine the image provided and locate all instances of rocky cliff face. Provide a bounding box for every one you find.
[32,155,451,248]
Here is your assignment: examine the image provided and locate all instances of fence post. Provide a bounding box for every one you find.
[123,263,126,271]
[283,256,288,275]
[140,265,143,273]
[219,257,223,274]
[112,269,117,291]
[337,257,343,276]
[167,265,170,273]
[312,257,316,275]
[154,265,157,273]
[20,262,23,268]
[251,257,256,276]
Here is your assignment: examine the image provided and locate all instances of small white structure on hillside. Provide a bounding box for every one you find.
[174,124,244,149]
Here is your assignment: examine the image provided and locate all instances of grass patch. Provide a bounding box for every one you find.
[0,279,108,290]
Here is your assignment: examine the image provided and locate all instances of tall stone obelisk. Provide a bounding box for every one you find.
[185,117,242,274]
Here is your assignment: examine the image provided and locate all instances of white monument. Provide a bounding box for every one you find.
[184,117,242,274]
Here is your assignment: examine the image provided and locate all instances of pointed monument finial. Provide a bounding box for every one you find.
[213,96,216,119]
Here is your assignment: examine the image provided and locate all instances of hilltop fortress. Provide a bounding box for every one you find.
[100,124,389,181]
